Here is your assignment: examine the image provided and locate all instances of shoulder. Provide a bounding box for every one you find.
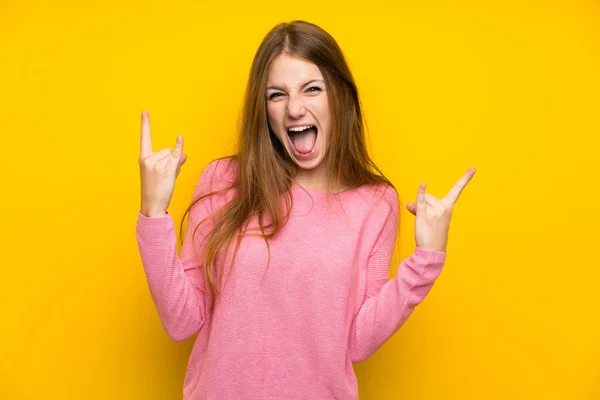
[189,156,239,208]
[198,155,238,189]
[370,184,399,228]
[189,156,239,216]
[375,183,399,209]
[350,182,399,217]
[349,183,399,251]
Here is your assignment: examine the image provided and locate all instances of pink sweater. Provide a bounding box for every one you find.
[136,157,447,400]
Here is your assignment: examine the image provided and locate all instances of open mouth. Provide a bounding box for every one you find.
[287,125,318,155]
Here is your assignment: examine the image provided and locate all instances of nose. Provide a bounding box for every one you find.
[286,92,307,119]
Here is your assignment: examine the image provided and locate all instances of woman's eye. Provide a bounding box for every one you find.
[268,87,321,100]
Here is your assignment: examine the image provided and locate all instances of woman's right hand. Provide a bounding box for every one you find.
[138,111,187,218]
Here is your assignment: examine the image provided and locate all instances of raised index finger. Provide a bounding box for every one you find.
[443,167,476,206]
[140,110,153,158]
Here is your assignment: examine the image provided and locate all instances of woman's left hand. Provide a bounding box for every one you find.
[405,168,476,253]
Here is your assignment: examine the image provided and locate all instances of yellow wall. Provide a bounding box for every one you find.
[1,1,598,399]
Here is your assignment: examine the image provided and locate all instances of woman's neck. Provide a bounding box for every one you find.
[293,166,347,194]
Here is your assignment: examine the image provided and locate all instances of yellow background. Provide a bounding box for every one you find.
[1,0,599,399]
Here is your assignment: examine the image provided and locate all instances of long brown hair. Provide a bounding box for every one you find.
[180,20,397,310]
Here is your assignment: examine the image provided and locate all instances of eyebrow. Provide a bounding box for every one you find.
[266,79,325,91]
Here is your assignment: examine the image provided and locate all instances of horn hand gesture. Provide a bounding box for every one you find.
[138,111,188,218]
[405,168,476,253]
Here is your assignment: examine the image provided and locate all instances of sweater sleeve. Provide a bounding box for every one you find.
[135,159,224,341]
[348,187,447,362]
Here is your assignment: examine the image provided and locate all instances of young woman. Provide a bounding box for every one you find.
[136,20,475,400]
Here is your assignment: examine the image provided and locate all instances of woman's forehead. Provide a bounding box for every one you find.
[267,54,323,87]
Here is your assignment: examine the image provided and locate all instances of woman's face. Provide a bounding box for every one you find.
[266,53,331,174]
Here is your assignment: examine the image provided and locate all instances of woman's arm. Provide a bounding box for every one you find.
[348,189,447,362]
[135,160,220,341]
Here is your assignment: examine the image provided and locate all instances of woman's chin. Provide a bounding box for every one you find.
[293,158,322,171]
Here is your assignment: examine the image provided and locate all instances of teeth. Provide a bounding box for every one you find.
[288,125,315,132]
